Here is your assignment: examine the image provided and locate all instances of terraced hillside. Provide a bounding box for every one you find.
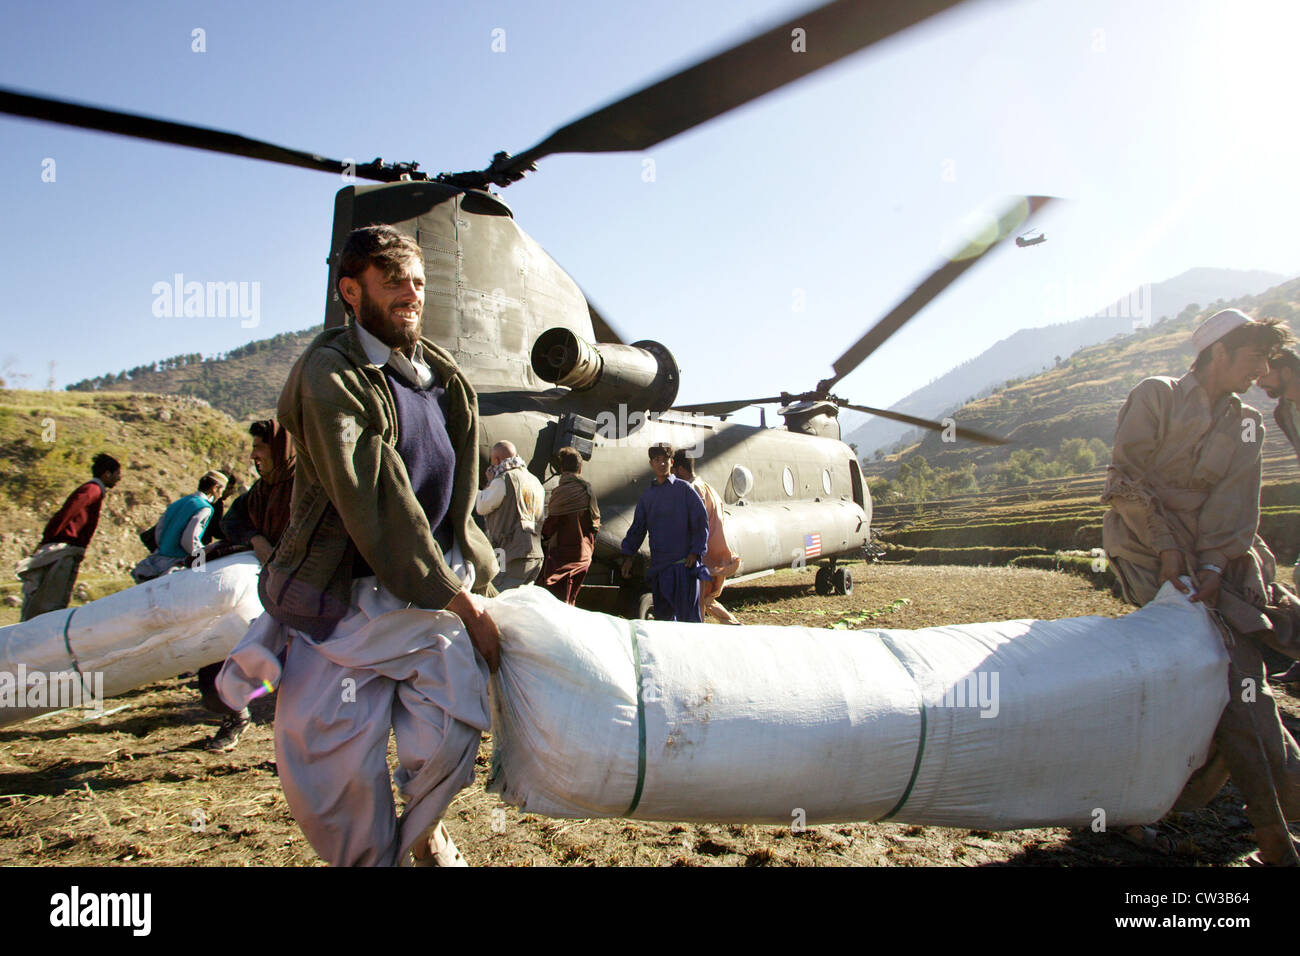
[865,276,1300,478]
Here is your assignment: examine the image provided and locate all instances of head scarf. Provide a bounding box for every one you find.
[547,473,601,530]
[246,419,296,546]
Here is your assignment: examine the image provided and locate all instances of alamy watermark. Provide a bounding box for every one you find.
[0,665,104,713]
[1043,280,1151,330]
[923,669,1000,719]
[595,404,706,456]
[151,274,260,328]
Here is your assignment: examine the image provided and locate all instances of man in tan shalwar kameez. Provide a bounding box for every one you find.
[673,451,742,625]
[1102,308,1300,865]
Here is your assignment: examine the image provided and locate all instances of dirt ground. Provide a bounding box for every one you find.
[1,562,1293,867]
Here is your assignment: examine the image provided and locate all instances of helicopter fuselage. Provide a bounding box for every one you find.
[325,180,871,598]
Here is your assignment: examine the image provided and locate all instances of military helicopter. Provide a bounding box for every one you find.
[0,0,1042,618]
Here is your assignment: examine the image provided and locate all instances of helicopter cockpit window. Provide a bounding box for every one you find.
[782,467,795,497]
[822,468,832,495]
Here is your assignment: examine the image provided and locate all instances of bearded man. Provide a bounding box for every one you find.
[218,225,500,866]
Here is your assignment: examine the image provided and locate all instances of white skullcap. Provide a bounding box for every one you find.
[1191,309,1253,353]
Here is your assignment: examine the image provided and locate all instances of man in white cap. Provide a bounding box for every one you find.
[1103,308,1300,864]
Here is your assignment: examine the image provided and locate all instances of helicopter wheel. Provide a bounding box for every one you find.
[832,567,853,596]
[632,591,656,621]
[814,566,834,596]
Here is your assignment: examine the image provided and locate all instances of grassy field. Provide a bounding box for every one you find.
[0,562,1288,867]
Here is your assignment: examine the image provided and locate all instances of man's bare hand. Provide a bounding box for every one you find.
[685,553,699,569]
[1190,569,1222,607]
[621,556,634,579]
[446,589,500,673]
[1158,549,1191,594]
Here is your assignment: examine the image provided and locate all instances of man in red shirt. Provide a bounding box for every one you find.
[17,453,122,621]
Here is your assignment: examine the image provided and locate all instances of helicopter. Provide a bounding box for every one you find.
[0,0,1042,619]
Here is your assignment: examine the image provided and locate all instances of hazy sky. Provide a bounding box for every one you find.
[2,0,1297,422]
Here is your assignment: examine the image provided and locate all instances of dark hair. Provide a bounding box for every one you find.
[557,446,582,473]
[671,449,695,475]
[249,421,273,442]
[1271,348,1300,376]
[648,443,673,460]
[91,453,120,478]
[198,472,226,495]
[335,225,424,319]
[1192,318,1293,372]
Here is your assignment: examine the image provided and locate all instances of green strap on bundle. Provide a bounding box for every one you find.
[61,607,96,703]
[624,619,648,816]
[876,633,928,821]
[618,622,927,823]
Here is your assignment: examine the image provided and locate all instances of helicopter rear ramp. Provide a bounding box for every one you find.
[487,583,1227,829]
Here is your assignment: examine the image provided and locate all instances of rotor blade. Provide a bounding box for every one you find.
[0,87,399,182]
[841,402,1009,445]
[674,396,786,416]
[821,195,1055,391]
[500,0,965,177]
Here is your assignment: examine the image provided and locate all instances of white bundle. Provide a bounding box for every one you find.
[0,553,263,725]
[487,583,1227,829]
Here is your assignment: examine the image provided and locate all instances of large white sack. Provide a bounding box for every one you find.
[0,553,263,726]
[487,582,1228,829]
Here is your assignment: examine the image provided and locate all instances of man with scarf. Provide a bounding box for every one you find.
[539,446,601,605]
[1102,308,1300,865]
[198,419,297,751]
[476,440,545,591]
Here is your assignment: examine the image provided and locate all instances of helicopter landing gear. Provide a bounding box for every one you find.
[630,590,656,621]
[814,566,835,596]
[814,561,853,597]
[832,566,853,596]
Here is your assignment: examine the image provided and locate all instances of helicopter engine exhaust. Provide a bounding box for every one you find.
[531,327,680,412]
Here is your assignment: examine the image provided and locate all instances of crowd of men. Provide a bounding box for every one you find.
[13,224,1300,868]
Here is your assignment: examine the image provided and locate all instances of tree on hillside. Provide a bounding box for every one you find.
[1059,437,1097,474]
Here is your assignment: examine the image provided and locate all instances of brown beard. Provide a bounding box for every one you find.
[357,287,420,353]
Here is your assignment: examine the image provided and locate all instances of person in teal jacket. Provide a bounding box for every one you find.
[131,471,227,583]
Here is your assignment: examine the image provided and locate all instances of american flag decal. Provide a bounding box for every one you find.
[804,533,822,558]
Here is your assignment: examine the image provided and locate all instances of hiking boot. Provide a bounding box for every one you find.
[204,709,251,752]
[412,821,468,867]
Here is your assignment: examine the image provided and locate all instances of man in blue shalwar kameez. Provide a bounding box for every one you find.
[620,443,710,622]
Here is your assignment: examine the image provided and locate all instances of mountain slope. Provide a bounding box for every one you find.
[66,329,318,421]
[867,274,1300,479]
[844,267,1287,456]
[0,390,254,597]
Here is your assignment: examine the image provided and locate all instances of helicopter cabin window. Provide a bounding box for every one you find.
[782,467,795,497]
[822,468,832,495]
[849,459,865,508]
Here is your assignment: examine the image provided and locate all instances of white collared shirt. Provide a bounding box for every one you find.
[355,321,434,389]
